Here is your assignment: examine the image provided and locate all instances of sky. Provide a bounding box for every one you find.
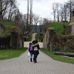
[16,0,68,20]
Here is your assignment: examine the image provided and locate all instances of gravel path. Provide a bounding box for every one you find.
[0,51,74,74]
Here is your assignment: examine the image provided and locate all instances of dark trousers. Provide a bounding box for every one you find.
[33,54,37,63]
[30,51,33,62]
[33,50,39,63]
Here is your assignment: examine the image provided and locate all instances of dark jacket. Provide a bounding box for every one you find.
[32,43,40,55]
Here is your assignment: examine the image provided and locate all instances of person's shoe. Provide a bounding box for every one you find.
[34,60,37,63]
[34,61,37,63]
[30,58,32,62]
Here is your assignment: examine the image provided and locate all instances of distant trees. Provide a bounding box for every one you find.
[0,0,25,26]
[42,18,50,33]
[33,15,39,25]
[0,0,9,19]
[26,0,33,32]
[52,0,74,22]
[0,0,26,36]
[53,3,61,22]
[0,0,20,21]
[0,0,26,48]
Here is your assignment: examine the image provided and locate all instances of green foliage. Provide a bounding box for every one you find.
[35,33,44,42]
[0,20,23,37]
[40,48,74,64]
[0,20,15,28]
[24,33,32,41]
[0,20,16,37]
[49,22,68,35]
[27,34,32,41]
[0,48,26,60]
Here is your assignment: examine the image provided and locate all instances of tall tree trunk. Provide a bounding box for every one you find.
[26,0,30,31]
[30,0,32,25]
[70,0,72,22]
[57,11,60,22]
[0,0,3,20]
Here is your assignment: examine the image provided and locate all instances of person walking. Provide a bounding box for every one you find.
[32,40,40,63]
[28,42,33,62]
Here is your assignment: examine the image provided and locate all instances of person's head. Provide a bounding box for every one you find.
[29,43,32,46]
[35,40,38,43]
[32,40,38,44]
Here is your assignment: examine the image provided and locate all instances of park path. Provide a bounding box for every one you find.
[0,50,74,74]
[32,33,37,41]
[0,33,74,74]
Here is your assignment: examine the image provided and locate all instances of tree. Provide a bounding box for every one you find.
[58,0,74,22]
[26,0,33,32]
[0,0,9,19]
[42,18,50,33]
[33,15,39,25]
[52,3,61,22]
[56,3,60,22]
[8,0,17,20]
[0,0,19,20]
[53,3,57,21]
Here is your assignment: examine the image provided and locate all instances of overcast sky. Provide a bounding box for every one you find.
[16,0,68,20]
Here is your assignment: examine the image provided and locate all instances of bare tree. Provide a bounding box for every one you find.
[0,0,9,19]
[60,6,64,21]
[53,3,57,21]
[59,0,74,22]
[8,0,16,20]
[56,3,60,22]
[52,3,61,22]
[0,0,18,20]
[42,18,50,33]
[33,15,39,25]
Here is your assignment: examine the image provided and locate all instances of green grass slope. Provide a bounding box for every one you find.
[49,22,68,34]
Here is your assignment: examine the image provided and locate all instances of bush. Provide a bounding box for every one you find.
[35,33,44,42]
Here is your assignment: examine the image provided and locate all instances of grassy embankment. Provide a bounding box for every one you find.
[41,22,74,64]
[0,48,27,60]
[40,48,74,64]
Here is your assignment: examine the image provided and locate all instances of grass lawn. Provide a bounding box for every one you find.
[0,48,27,60]
[40,48,74,64]
[49,22,69,34]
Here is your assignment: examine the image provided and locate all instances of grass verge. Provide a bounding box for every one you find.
[40,48,74,64]
[0,48,27,60]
